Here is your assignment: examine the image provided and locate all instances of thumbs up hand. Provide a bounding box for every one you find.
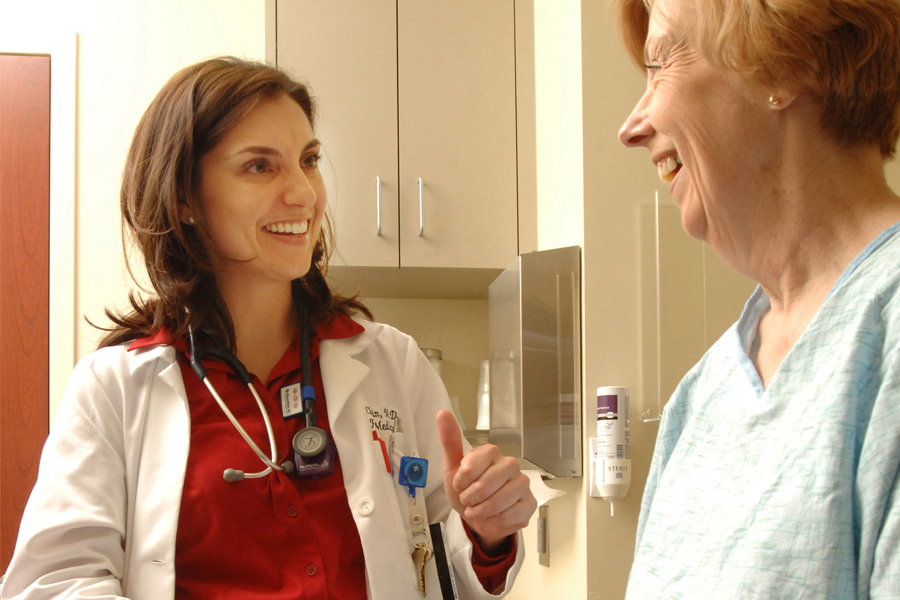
[436,409,537,553]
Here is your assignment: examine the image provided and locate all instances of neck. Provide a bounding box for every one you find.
[712,136,900,317]
[217,275,300,380]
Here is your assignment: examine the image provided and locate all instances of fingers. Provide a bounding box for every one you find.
[448,441,538,548]
[466,495,538,543]
[436,409,464,473]
[452,443,507,493]
[461,471,531,521]
[455,448,536,524]
[436,411,537,550]
[456,453,520,506]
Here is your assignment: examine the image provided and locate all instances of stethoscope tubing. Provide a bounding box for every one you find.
[200,376,282,479]
[187,307,322,481]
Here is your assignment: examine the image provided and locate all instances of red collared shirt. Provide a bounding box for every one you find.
[129,312,514,598]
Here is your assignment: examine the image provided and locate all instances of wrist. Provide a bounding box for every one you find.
[463,520,513,557]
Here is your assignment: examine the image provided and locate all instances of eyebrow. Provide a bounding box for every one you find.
[234,138,322,157]
[643,34,676,64]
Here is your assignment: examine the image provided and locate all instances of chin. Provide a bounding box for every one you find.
[679,210,707,242]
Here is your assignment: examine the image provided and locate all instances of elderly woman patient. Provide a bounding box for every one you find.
[617,0,900,597]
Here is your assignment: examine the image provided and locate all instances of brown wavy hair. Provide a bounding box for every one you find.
[618,0,900,158]
[97,56,370,350]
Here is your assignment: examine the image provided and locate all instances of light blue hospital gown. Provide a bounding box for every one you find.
[626,222,900,599]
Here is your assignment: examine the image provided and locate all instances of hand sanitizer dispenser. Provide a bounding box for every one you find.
[589,386,632,515]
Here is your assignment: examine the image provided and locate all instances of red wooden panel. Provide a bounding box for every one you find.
[0,54,51,573]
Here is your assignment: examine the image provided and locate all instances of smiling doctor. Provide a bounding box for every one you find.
[0,57,535,600]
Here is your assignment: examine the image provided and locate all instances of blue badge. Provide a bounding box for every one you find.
[398,456,428,496]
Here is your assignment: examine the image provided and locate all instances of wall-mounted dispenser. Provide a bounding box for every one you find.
[488,245,582,477]
[589,386,632,515]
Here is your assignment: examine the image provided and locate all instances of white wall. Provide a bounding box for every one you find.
[521,1,665,598]
[535,0,584,251]
[1,0,266,377]
[362,298,489,430]
[507,1,587,599]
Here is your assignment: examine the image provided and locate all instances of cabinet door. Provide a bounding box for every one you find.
[398,0,519,268]
[277,0,400,267]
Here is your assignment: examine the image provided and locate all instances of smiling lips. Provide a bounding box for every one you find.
[264,220,309,235]
[658,155,682,183]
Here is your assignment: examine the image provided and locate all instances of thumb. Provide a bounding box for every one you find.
[436,409,464,474]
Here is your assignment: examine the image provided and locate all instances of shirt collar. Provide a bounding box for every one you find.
[128,328,186,353]
[126,312,365,381]
[316,312,366,341]
[268,312,365,382]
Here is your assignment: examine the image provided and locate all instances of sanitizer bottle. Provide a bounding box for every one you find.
[595,386,631,516]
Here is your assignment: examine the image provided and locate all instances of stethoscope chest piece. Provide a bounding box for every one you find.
[293,430,336,479]
[293,427,328,457]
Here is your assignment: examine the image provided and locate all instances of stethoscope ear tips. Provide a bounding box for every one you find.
[281,461,295,474]
[223,469,245,482]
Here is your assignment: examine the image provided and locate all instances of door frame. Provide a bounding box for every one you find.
[1,31,77,423]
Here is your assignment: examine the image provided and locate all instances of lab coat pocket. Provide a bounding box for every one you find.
[370,438,420,594]
[391,466,446,597]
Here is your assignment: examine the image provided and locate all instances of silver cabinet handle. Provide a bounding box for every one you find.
[418,178,424,237]
[376,176,382,236]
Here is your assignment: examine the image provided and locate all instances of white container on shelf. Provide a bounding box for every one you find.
[420,347,443,380]
[449,396,467,430]
[476,359,491,430]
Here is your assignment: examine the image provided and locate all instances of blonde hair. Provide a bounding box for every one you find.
[618,0,900,157]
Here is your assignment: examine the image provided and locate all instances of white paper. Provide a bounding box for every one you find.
[524,470,566,506]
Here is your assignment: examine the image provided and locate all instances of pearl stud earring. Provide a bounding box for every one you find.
[769,96,780,106]
[188,217,196,225]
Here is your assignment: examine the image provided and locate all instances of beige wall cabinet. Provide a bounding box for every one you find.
[277,0,520,269]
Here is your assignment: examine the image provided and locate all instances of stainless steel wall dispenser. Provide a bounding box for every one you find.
[488,245,582,477]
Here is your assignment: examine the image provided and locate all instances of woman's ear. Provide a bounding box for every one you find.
[178,203,196,225]
[767,89,800,110]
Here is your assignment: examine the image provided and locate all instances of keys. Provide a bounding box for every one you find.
[412,542,433,597]
[403,454,432,596]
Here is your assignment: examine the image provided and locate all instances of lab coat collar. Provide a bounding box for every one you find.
[126,343,186,397]
[128,343,178,376]
[125,318,383,420]
[319,318,383,424]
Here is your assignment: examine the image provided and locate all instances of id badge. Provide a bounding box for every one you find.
[280,383,304,419]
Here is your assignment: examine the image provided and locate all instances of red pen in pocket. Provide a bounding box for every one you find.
[372,430,392,474]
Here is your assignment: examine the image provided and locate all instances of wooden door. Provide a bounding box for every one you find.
[0,54,51,573]
[277,0,401,268]
[398,0,519,268]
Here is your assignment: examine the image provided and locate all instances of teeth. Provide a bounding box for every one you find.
[658,155,681,183]
[265,221,309,235]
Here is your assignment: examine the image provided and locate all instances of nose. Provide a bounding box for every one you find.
[284,166,318,207]
[618,87,654,148]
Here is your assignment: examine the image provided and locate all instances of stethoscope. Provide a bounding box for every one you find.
[187,316,331,482]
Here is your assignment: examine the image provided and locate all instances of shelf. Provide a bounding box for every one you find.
[463,429,490,447]
[326,266,504,300]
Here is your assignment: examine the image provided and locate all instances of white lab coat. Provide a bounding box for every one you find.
[0,319,523,599]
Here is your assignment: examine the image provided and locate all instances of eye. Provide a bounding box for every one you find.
[302,152,322,169]
[645,63,662,79]
[247,158,271,174]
